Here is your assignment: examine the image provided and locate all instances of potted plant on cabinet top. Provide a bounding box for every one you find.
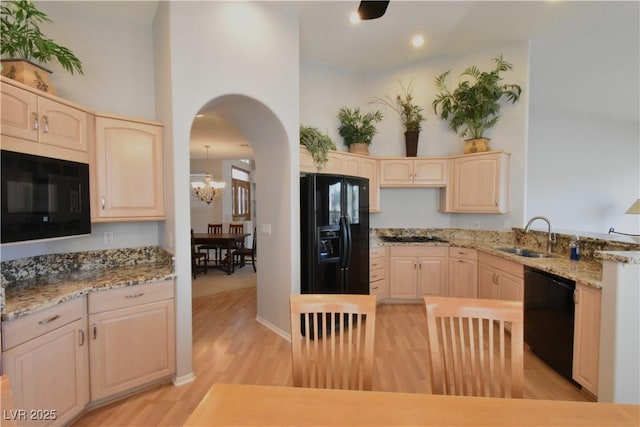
[432,54,521,154]
[300,125,337,171]
[1,0,84,94]
[371,79,424,157]
[337,107,383,155]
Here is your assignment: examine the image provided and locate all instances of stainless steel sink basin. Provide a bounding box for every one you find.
[494,247,556,258]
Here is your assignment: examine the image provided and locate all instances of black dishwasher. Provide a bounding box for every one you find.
[524,267,576,381]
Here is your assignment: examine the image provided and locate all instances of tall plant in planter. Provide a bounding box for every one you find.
[372,79,425,157]
[1,0,84,94]
[432,54,521,154]
[337,107,383,155]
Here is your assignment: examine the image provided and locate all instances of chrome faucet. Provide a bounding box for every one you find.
[524,216,557,253]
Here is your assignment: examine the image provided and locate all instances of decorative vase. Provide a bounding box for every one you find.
[464,137,490,154]
[1,59,57,95]
[404,130,419,157]
[349,143,369,155]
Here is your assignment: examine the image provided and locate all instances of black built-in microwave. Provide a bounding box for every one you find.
[1,150,91,244]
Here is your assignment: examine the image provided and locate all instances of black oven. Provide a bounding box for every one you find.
[1,150,91,244]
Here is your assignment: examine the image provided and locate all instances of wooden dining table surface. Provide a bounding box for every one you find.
[183,383,639,426]
[192,233,249,274]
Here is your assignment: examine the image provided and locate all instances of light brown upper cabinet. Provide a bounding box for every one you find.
[440,151,510,213]
[1,77,88,163]
[92,115,165,221]
[300,147,380,212]
[379,158,448,187]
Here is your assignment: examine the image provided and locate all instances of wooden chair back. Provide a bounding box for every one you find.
[208,223,223,234]
[289,294,377,391]
[423,296,524,398]
[229,223,244,234]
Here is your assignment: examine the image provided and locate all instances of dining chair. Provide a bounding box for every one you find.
[191,229,208,279]
[199,223,223,265]
[289,294,377,391]
[229,223,244,234]
[233,227,257,272]
[423,296,524,398]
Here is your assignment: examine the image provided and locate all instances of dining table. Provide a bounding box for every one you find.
[192,233,250,275]
[183,383,640,426]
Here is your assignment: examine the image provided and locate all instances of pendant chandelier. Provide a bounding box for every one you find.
[191,145,225,204]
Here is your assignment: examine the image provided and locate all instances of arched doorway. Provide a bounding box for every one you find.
[186,94,296,335]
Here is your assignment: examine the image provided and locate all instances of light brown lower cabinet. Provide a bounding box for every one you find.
[88,280,176,402]
[448,248,478,298]
[370,247,389,302]
[573,283,601,396]
[389,246,448,299]
[2,298,89,427]
[478,252,523,302]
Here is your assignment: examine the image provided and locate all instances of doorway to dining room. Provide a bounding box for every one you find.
[179,92,295,387]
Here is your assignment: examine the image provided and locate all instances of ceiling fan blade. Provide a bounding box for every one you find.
[357,1,390,20]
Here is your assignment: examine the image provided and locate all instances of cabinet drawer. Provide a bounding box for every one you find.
[370,277,389,301]
[449,247,478,260]
[370,269,387,282]
[390,246,448,257]
[370,258,387,271]
[2,297,85,350]
[88,280,174,314]
[370,246,387,259]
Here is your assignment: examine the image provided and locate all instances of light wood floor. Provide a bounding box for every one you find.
[72,288,589,426]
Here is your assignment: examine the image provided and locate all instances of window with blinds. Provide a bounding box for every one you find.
[232,166,251,221]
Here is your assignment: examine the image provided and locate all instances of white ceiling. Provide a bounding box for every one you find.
[75,1,629,160]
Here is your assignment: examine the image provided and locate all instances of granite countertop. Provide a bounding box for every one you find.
[2,261,175,321]
[372,237,603,288]
[596,250,640,264]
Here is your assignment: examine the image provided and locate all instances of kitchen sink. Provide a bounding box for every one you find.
[494,247,556,258]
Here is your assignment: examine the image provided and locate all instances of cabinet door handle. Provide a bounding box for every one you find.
[93,324,97,339]
[372,286,379,290]
[457,259,465,263]
[42,115,49,133]
[101,196,106,210]
[32,112,39,130]
[126,292,144,299]
[79,329,85,346]
[38,314,60,325]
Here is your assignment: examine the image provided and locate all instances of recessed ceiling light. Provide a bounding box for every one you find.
[349,11,361,24]
[411,35,425,48]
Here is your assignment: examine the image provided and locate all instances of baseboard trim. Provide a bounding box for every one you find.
[173,372,196,386]
[256,315,291,342]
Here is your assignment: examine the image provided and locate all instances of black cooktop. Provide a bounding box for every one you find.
[380,236,449,243]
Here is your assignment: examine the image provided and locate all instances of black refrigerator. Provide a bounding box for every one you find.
[300,173,369,295]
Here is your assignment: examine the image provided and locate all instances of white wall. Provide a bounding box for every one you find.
[528,2,640,234]
[158,2,300,373]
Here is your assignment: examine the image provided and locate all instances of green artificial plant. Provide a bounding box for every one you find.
[1,0,83,74]
[337,107,383,147]
[371,79,424,131]
[300,125,336,170]
[432,54,521,140]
